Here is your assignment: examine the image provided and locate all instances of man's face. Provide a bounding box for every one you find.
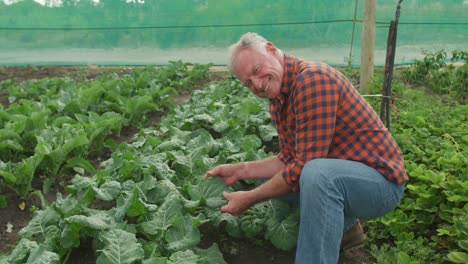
[233,44,283,99]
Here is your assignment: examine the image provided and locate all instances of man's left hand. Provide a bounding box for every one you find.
[220,191,255,216]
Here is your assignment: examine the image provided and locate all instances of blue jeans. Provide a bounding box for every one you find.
[291,159,405,264]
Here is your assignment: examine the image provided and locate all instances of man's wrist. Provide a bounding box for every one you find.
[238,161,249,180]
[246,188,264,205]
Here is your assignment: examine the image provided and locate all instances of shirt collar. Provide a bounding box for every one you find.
[273,53,297,104]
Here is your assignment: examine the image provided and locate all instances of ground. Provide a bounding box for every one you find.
[0,66,375,264]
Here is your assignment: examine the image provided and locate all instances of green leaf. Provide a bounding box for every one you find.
[143,257,168,264]
[258,124,277,142]
[34,141,53,155]
[41,225,59,253]
[63,98,81,114]
[126,188,148,218]
[172,147,213,177]
[167,250,198,264]
[0,171,16,184]
[165,214,200,252]
[218,138,240,153]
[239,134,262,152]
[140,176,169,202]
[461,135,468,144]
[19,206,61,239]
[240,214,264,238]
[126,95,158,115]
[193,113,214,123]
[141,195,183,236]
[265,211,299,251]
[113,187,137,221]
[60,132,90,157]
[263,200,292,226]
[459,240,468,250]
[65,213,114,230]
[188,177,228,209]
[93,181,122,201]
[1,114,27,134]
[157,139,185,152]
[11,155,43,196]
[195,244,227,264]
[67,174,96,194]
[87,112,124,143]
[7,238,38,263]
[26,245,60,264]
[59,223,81,249]
[66,157,96,175]
[206,210,242,238]
[240,101,262,115]
[0,128,21,142]
[0,139,23,152]
[29,109,49,129]
[96,229,145,264]
[156,126,191,151]
[52,116,77,127]
[447,251,468,263]
[212,119,229,132]
[397,252,412,264]
[54,193,80,217]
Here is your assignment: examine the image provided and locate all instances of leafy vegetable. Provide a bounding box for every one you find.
[96,229,145,264]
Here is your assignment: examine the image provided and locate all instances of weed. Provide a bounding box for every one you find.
[401,50,467,103]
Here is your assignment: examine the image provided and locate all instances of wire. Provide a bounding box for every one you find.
[1,20,466,31]
[377,21,468,25]
[0,20,355,30]
[362,94,391,99]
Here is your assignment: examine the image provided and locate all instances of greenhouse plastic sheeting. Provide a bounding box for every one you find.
[0,0,467,66]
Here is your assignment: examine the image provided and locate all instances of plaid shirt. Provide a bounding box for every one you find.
[270,54,408,192]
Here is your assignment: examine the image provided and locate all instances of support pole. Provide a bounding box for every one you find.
[380,0,403,129]
[360,0,376,93]
[348,0,359,67]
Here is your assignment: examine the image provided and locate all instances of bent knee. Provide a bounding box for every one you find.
[300,159,334,188]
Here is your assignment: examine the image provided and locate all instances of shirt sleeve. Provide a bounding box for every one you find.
[282,69,340,192]
[277,133,293,165]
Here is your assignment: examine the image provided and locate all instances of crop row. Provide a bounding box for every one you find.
[0,62,210,201]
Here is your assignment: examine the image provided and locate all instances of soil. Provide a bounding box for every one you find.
[0,66,375,263]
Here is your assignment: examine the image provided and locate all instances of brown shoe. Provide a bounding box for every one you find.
[340,221,366,251]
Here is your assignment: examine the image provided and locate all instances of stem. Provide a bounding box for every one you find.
[30,190,48,208]
[62,250,71,264]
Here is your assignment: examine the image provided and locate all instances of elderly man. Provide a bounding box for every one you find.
[204,32,408,263]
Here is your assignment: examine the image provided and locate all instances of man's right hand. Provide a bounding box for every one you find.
[203,163,245,186]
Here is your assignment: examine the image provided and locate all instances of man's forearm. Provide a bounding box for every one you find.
[240,156,284,180]
[247,170,292,203]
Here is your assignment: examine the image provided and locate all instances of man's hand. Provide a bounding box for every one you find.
[203,159,289,216]
[220,172,292,216]
[220,191,255,216]
[203,163,245,186]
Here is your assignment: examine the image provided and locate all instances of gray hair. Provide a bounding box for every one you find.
[227,32,269,73]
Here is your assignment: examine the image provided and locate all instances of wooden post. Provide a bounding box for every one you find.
[380,0,403,129]
[360,0,376,93]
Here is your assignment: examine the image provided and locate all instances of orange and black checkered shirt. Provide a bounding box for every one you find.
[270,54,408,192]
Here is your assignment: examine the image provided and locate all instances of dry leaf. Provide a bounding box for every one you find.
[6,222,13,233]
[19,201,26,211]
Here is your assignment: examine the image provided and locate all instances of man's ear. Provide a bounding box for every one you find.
[265,42,277,54]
